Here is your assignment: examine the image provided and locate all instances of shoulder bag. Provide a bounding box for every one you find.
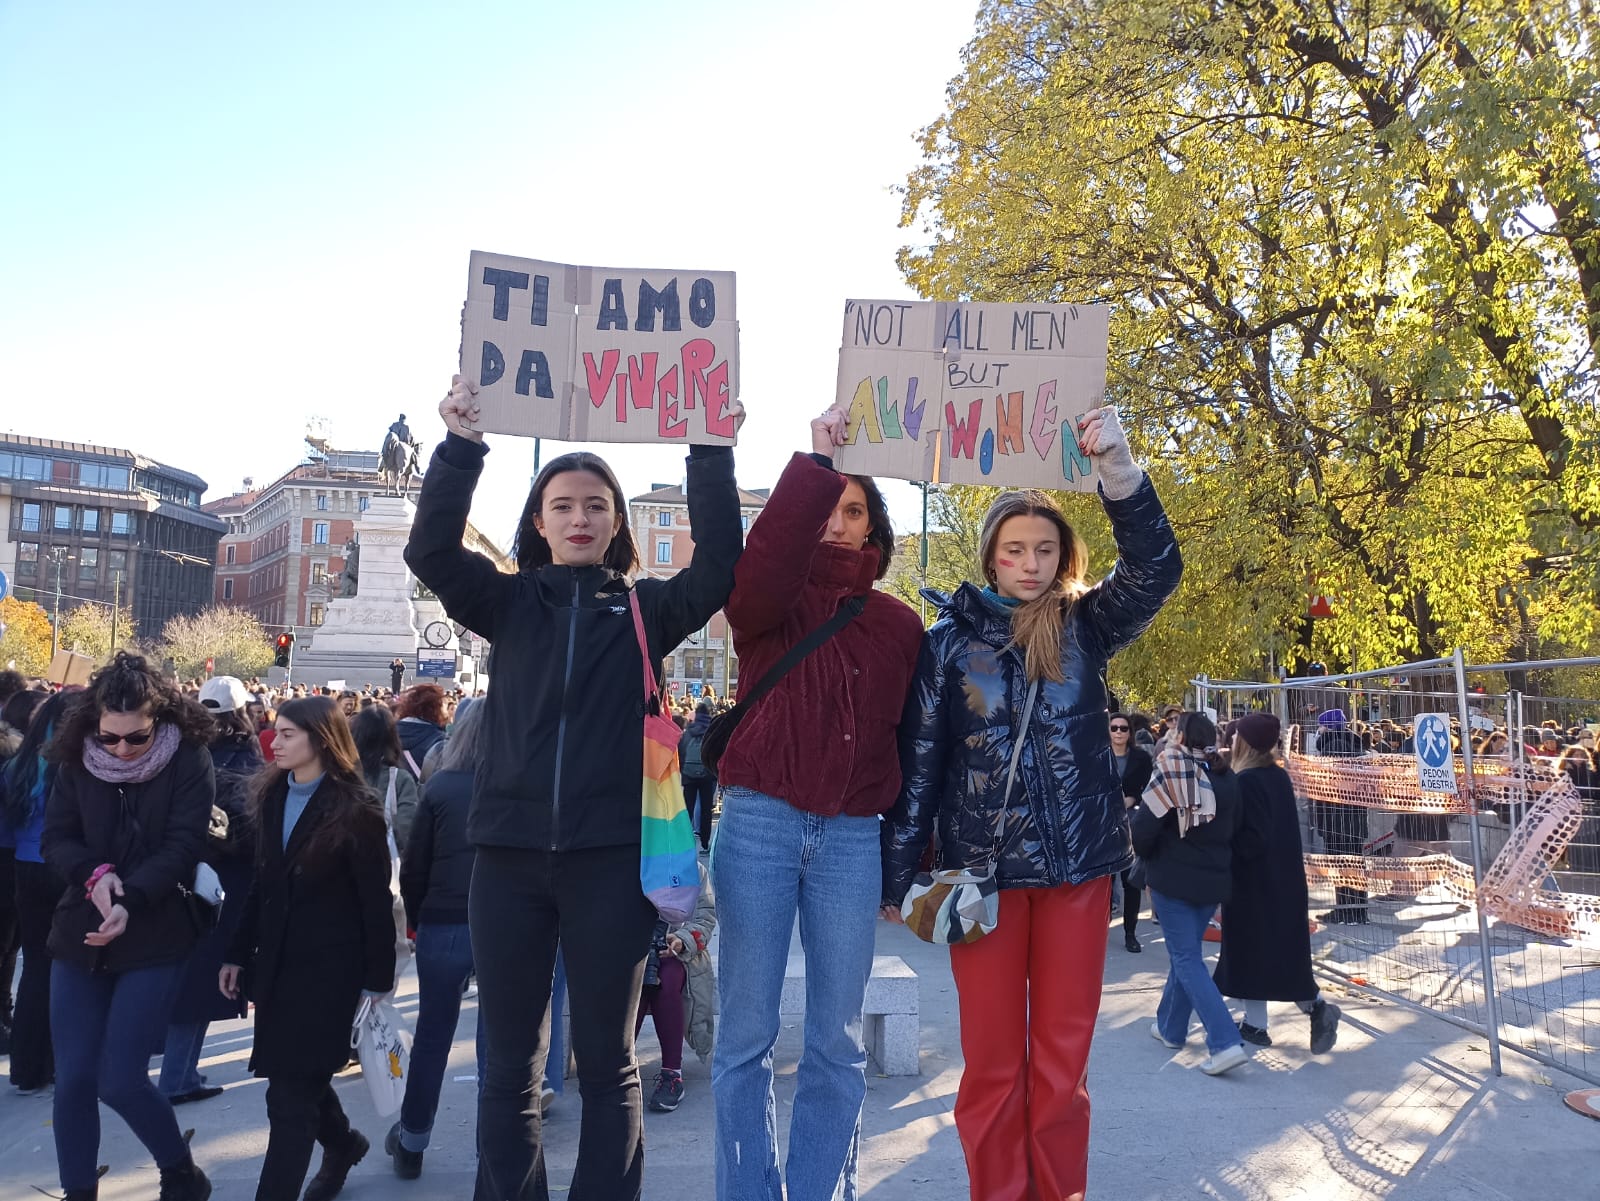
[901,678,1039,944]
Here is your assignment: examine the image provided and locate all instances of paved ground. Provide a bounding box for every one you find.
[2,905,1593,1200]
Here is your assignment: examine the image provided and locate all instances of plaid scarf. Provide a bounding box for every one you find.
[1141,744,1217,837]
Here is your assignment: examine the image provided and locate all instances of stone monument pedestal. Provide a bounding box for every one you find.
[295,496,453,689]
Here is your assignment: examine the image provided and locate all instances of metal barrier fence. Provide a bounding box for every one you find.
[1193,653,1600,1087]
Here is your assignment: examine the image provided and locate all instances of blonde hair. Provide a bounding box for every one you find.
[977,490,1088,684]
[1229,737,1280,772]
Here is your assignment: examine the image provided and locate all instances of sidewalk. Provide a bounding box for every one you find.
[1,908,1591,1200]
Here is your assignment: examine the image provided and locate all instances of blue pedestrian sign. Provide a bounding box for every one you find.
[0,567,8,602]
[1413,712,1456,794]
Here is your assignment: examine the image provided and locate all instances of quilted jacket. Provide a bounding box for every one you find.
[881,476,1182,902]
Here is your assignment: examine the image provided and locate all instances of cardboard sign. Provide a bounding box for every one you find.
[831,299,1110,489]
[461,251,740,446]
[48,650,94,687]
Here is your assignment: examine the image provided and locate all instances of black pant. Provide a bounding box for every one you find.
[683,776,717,849]
[1119,867,1141,936]
[10,859,58,1089]
[0,848,18,1025]
[257,1074,354,1201]
[471,843,658,1201]
[1315,801,1369,914]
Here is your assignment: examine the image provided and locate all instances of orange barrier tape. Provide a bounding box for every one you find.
[1285,749,1490,813]
[1303,852,1478,903]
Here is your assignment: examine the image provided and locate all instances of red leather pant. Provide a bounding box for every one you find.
[949,876,1112,1201]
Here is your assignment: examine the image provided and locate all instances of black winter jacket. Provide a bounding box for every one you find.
[882,477,1182,902]
[1129,764,1240,907]
[400,767,475,928]
[43,738,214,974]
[404,434,743,851]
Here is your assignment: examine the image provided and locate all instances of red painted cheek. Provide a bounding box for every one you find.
[996,558,1015,568]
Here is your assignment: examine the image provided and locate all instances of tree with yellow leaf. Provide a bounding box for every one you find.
[0,596,53,677]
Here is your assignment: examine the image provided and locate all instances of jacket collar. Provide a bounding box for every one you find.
[530,562,630,603]
[926,581,1020,654]
[270,776,330,868]
[811,541,881,597]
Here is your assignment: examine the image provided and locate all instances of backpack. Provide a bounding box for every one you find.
[680,727,708,779]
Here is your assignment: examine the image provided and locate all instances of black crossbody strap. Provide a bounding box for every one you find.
[730,594,866,718]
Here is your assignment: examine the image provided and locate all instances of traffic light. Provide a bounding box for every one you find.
[274,632,295,668]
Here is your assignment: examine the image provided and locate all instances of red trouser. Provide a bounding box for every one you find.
[949,876,1112,1201]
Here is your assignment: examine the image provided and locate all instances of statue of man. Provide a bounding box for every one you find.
[385,413,411,455]
[340,536,361,598]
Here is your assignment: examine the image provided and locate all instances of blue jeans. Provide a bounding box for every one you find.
[546,949,567,1095]
[51,958,189,1191]
[710,786,881,1201]
[400,922,481,1151]
[1150,890,1241,1055]
[158,1019,209,1096]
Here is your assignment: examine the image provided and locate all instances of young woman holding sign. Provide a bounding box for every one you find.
[881,407,1181,1201]
[405,375,744,1201]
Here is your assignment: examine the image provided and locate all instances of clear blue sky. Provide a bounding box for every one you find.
[0,0,979,547]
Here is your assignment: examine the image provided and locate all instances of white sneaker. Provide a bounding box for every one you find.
[1150,1021,1182,1050]
[540,1083,557,1113]
[1199,1044,1249,1076]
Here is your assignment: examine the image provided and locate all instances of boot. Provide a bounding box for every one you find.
[303,1129,370,1201]
[157,1153,212,1201]
[1309,999,1342,1054]
[384,1121,423,1180]
[63,1192,96,1201]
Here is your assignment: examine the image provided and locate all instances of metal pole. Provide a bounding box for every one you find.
[110,571,121,655]
[50,551,64,658]
[919,482,929,626]
[1453,646,1504,1077]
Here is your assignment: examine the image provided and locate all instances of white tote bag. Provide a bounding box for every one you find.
[383,769,413,973]
[351,993,411,1117]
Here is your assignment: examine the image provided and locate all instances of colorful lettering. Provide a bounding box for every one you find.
[846,378,883,444]
[689,278,716,328]
[482,268,528,321]
[979,429,996,475]
[596,278,627,330]
[635,280,681,332]
[584,349,622,410]
[703,362,735,437]
[480,341,505,387]
[627,353,659,416]
[681,338,716,411]
[1030,380,1059,460]
[516,350,554,399]
[996,391,1024,456]
[946,398,984,459]
[877,377,903,439]
[1062,415,1094,482]
[904,378,927,441]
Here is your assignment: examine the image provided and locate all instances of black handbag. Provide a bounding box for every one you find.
[701,596,866,776]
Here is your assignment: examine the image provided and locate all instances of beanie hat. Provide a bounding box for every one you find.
[1234,712,1281,752]
[1318,709,1348,729]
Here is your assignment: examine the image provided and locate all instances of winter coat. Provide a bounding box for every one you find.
[719,453,925,817]
[1213,763,1317,1001]
[365,764,419,853]
[397,719,446,776]
[1116,746,1154,804]
[882,477,1182,902]
[399,767,475,928]
[405,433,743,851]
[672,862,717,1062]
[1129,763,1240,907]
[227,775,396,1078]
[678,715,713,781]
[0,724,20,849]
[168,736,261,1024]
[44,739,214,975]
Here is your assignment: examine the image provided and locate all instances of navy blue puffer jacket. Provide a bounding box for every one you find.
[881,477,1182,903]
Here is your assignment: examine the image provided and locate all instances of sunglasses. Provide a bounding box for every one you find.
[1109,724,1130,732]
[95,726,156,748]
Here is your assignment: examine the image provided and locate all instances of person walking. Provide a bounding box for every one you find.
[352,703,421,852]
[1132,711,1247,1076]
[158,676,262,1105]
[1213,713,1342,1053]
[1109,711,1153,952]
[386,698,485,1178]
[404,374,743,1201]
[221,696,397,1201]
[678,702,717,850]
[711,408,924,1201]
[3,690,70,1095]
[42,653,215,1201]
[882,407,1182,1201]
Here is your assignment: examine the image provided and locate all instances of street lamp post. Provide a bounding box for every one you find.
[48,547,74,659]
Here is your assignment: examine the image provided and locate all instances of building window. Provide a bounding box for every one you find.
[54,505,73,531]
[111,511,132,535]
[107,550,126,574]
[225,545,235,565]
[742,514,751,531]
[78,548,99,580]
[316,493,328,511]
[20,502,41,532]
[656,538,672,565]
[658,511,672,527]
[313,521,329,545]
[223,579,233,600]
[309,603,325,626]
[17,542,38,578]
[311,562,327,587]
[80,508,99,533]
[359,495,370,512]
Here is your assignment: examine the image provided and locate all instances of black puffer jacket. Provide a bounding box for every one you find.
[882,477,1182,901]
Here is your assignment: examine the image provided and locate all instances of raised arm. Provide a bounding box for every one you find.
[403,377,511,641]
[641,444,746,654]
[881,635,952,907]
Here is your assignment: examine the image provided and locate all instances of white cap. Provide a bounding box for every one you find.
[199,675,250,712]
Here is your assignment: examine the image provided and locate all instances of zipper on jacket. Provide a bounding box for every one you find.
[549,576,580,850]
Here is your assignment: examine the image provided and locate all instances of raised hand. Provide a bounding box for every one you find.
[811,407,847,456]
[440,374,483,443]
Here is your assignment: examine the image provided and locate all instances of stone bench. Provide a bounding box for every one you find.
[780,954,920,1076]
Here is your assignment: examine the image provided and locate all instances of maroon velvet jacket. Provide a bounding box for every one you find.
[718,453,925,817]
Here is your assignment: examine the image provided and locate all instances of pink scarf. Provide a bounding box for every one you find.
[81,722,182,784]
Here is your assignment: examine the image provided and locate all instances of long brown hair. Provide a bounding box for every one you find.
[47,651,214,762]
[843,474,896,581]
[514,451,639,574]
[977,491,1089,683]
[251,696,383,863]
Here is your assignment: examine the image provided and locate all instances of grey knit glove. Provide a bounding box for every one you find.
[1079,406,1144,501]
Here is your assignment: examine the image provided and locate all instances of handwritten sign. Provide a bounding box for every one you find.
[461,251,740,445]
[831,299,1110,489]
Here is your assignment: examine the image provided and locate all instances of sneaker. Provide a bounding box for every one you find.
[1237,1022,1272,1047]
[170,1085,225,1105]
[1309,1000,1342,1054]
[648,1069,684,1113]
[1149,1021,1182,1050]
[1199,1044,1250,1076]
[540,1082,557,1114]
[384,1121,423,1180]
[302,1129,369,1201]
[1124,932,1142,953]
